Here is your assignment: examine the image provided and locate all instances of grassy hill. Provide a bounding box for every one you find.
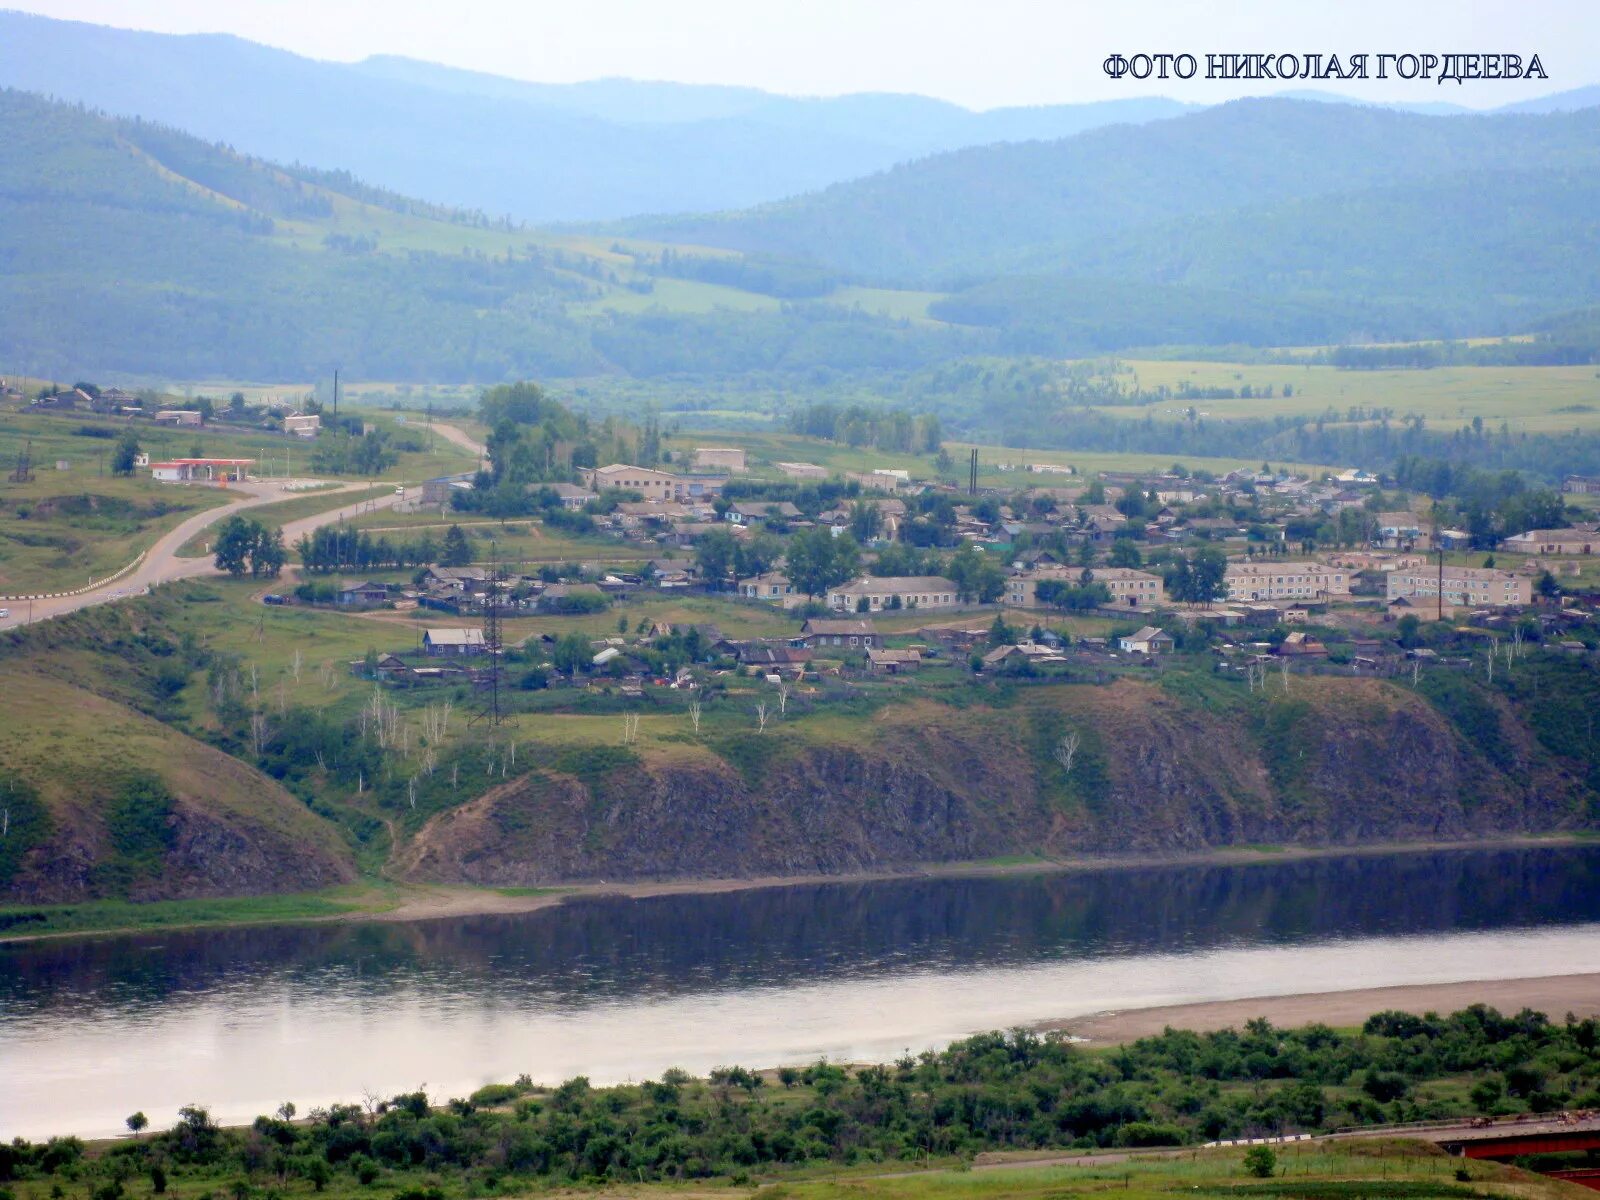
[0,580,1595,918]
[0,659,354,906]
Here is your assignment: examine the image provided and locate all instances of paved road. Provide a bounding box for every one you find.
[0,481,399,629]
[0,423,488,631]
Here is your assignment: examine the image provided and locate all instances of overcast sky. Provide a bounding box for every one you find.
[9,0,1597,109]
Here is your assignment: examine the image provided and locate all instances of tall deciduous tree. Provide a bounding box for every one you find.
[111,430,140,476]
[787,528,859,598]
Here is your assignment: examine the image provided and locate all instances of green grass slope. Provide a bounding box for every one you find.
[0,625,356,905]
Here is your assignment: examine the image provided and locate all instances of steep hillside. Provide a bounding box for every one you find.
[0,580,1596,905]
[396,680,1593,887]
[0,666,355,904]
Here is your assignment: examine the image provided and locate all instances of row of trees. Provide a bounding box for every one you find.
[293,524,465,574]
[787,402,943,455]
[13,1006,1595,1191]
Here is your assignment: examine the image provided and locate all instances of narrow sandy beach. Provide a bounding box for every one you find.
[1050,973,1600,1042]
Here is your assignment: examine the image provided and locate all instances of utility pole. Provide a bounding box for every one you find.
[470,556,507,727]
[969,448,978,497]
[1437,544,1445,623]
[332,369,339,423]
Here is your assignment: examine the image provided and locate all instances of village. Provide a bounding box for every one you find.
[265,443,1600,705]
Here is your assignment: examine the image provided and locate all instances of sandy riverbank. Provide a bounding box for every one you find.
[1049,973,1600,1043]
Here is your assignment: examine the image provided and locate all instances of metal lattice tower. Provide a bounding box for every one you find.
[9,438,34,484]
[470,558,507,727]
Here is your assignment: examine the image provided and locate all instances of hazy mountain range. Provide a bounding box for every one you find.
[3,8,1599,224]
[2,9,1600,389]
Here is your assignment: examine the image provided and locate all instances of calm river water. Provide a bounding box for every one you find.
[4,846,1600,1141]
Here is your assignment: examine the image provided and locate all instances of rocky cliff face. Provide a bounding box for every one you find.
[397,679,1590,887]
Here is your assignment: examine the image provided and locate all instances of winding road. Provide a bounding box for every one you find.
[0,422,484,630]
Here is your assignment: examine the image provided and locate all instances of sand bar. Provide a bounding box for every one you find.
[1050,973,1600,1042]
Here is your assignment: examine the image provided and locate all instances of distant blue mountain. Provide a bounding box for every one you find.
[0,10,1191,221]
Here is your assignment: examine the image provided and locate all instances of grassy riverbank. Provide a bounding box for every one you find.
[0,883,400,939]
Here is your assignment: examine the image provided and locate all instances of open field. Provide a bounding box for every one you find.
[0,470,238,593]
[1092,360,1600,434]
[823,285,949,322]
[0,404,478,484]
[571,275,785,316]
[774,1147,1561,1200]
[663,428,1335,484]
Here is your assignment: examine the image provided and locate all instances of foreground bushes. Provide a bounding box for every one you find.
[3,1007,1598,1193]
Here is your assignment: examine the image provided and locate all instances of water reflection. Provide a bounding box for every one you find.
[2,846,1598,1140]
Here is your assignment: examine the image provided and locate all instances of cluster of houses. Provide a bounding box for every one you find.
[23,385,322,439]
[280,451,1600,691]
[409,457,1597,629]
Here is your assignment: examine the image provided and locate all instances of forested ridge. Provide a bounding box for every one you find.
[7,88,1600,388]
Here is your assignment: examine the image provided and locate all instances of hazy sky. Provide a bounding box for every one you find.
[10,0,1598,109]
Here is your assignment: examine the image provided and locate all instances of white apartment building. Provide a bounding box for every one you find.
[1005,567,1166,609]
[1224,562,1351,602]
[1387,565,1532,610]
[827,575,960,612]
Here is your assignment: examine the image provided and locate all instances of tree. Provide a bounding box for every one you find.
[251,526,286,578]
[988,614,1017,647]
[1470,1076,1505,1114]
[552,634,591,676]
[848,500,883,543]
[1243,1146,1276,1178]
[1536,570,1561,600]
[1190,553,1222,611]
[694,527,739,588]
[111,430,141,476]
[787,527,859,598]
[946,542,1004,603]
[213,515,257,577]
[1396,613,1423,648]
[1108,539,1143,568]
[126,1112,148,1134]
[441,524,472,567]
[736,531,782,578]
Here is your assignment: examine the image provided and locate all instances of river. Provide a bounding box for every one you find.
[4,845,1600,1141]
